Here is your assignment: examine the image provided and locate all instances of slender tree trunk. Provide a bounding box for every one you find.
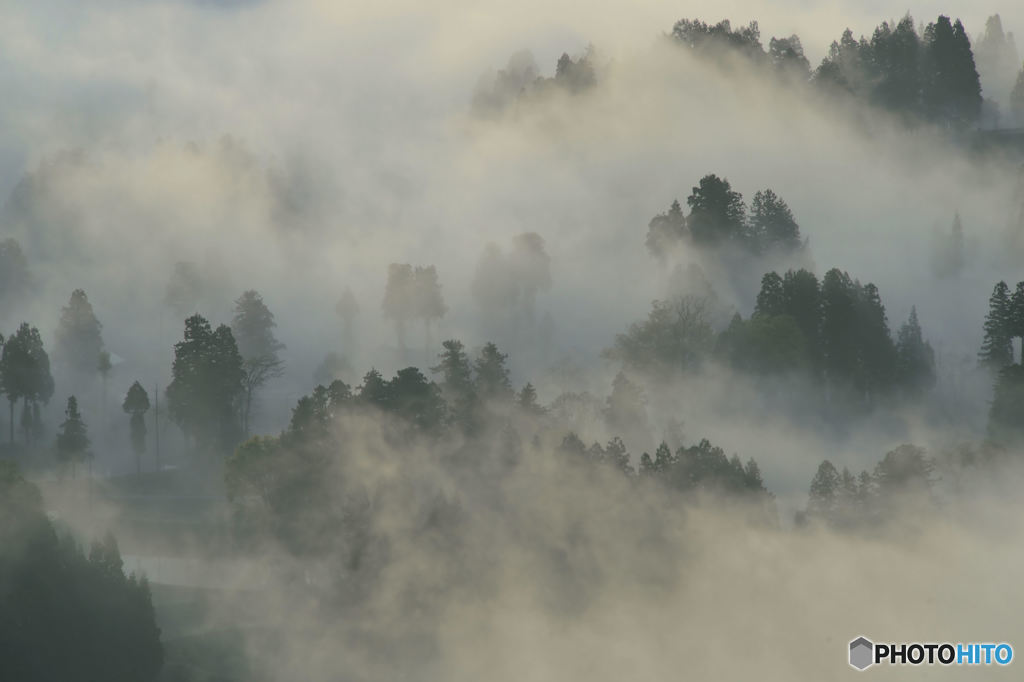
[9,398,13,446]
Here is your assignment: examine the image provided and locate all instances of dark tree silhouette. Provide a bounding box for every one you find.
[0,239,31,320]
[122,381,151,474]
[231,290,285,435]
[769,35,810,79]
[749,189,801,252]
[980,281,1013,368]
[922,16,982,126]
[166,314,245,454]
[432,340,476,430]
[474,342,512,402]
[517,382,545,415]
[686,174,747,246]
[606,296,714,373]
[0,462,163,681]
[54,289,105,377]
[56,395,90,476]
[0,323,54,446]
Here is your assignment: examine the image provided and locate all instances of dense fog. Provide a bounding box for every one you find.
[3,1,1024,680]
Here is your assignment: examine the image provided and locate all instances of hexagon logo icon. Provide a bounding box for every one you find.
[849,636,874,670]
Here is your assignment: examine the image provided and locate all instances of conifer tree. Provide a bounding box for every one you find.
[980,281,1013,368]
[56,395,90,476]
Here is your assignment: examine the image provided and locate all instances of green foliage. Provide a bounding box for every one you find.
[671,19,765,62]
[769,35,810,79]
[814,14,982,127]
[516,382,545,415]
[1,322,54,445]
[716,312,808,374]
[432,340,477,429]
[606,296,714,373]
[749,189,801,252]
[166,314,245,453]
[0,463,163,681]
[474,342,513,402]
[686,174,747,246]
[921,16,982,127]
[54,289,105,376]
[980,281,1015,368]
[803,445,934,528]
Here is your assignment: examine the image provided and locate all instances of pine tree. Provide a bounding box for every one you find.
[474,342,512,402]
[431,340,477,430]
[0,323,54,446]
[807,460,840,518]
[56,396,90,476]
[517,382,544,415]
[922,16,982,126]
[645,200,687,260]
[895,306,936,395]
[55,289,105,377]
[754,272,785,318]
[166,314,245,453]
[750,189,801,252]
[686,174,747,246]
[980,281,1013,368]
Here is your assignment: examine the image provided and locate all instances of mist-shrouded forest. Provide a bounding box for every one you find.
[5,1,1024,680]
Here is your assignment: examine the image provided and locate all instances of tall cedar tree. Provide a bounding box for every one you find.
[432,340,476,430]
[56,395,89,476]
[979,281,1013,368]
[166,314,245,453]
[474,342,513,402]
[686,174,747,246]
[54,289,105,376]
[0,323,54,445]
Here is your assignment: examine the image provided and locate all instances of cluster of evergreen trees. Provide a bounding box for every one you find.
[0,461,163,681]
[645,174,803,260]
[671,14,991,129]
[800,444,934,528]
[725,269,935,400]
[471,48,597,116]
[610,266,935,405]
[814,16,983,126]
